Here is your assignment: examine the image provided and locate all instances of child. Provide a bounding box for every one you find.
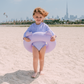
[23,7,56,78]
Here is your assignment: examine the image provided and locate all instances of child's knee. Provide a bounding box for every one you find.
[39,55,44,60]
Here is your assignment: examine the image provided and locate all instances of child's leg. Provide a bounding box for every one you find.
[39,45,46,74]
[32,46,39,77]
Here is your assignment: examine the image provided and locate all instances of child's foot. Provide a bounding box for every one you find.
[39,71,44,75]
[31,72,38,78]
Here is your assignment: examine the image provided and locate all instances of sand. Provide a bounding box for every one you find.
[0,26,84,84]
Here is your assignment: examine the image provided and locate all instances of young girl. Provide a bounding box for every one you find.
[23,7,56,78]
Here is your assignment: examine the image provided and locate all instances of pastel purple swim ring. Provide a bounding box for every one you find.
[23,31,56,53]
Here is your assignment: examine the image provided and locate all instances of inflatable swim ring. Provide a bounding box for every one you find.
[23,31,56,53]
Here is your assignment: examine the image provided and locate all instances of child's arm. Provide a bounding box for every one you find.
[23,25,32,42]
[45,24,57,41]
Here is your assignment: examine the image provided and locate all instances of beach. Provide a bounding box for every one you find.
[0,27,84,84]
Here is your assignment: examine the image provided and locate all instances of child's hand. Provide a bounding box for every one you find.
[23,37,31,42]
[50,35,56,42]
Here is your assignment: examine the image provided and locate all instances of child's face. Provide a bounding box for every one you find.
[33,12,45,25]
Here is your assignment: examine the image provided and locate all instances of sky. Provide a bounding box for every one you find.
[0,0,84,22]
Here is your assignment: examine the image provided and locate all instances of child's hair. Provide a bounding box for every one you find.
[33,7,48,17]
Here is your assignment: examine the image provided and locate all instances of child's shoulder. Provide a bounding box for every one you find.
[42,22,49,27]
[30,23,35,26]
[29,23,35,28]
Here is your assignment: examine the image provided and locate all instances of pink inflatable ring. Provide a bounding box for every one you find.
[23,31,56,53]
